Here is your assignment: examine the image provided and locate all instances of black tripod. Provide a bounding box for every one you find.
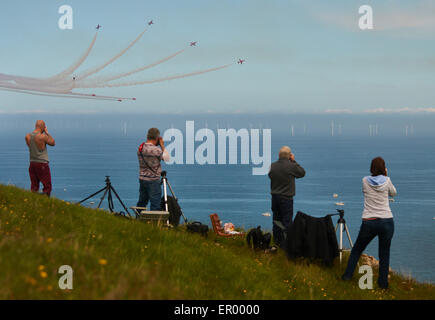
[78,176,131,217]
[328,209,353,263]
[161,171,188,224]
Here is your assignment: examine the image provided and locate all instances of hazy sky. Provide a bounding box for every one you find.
[1,0,435,114]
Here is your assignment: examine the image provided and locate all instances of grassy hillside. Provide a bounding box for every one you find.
[0,185,433,300]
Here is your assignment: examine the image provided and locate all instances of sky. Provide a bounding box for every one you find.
[0,0,435,114]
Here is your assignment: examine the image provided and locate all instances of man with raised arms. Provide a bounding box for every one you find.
[25,120,56,196]
[268,146,305,247]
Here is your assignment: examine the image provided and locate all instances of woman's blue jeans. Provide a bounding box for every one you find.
[342,218,394,289]
[137,179,162,211]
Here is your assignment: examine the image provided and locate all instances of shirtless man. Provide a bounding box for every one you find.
[25,120,56,196]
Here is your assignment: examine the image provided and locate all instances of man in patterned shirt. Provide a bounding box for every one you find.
[137,128,170,211]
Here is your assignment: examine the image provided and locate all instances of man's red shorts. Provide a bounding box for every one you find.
[29,162,52,196]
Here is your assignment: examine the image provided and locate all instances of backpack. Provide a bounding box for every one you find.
[186,221,209,237]
[161,196,183,227]
[247,226,272,250]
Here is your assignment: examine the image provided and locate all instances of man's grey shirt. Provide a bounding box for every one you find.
[268,159,306,198]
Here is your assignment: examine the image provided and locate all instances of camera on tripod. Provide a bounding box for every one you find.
[77,171,188,227]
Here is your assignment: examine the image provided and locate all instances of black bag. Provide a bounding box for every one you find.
[186,221,209,237]
[247,226,272,250]
[161,196,183,227]
[286,211,339,266]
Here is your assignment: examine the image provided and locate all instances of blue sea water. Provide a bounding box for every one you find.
[1,114,434,284]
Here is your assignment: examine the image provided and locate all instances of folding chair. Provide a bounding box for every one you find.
[209,213,245,238]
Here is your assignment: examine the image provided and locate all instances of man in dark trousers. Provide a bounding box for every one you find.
[268,146,305,247]
[25,120,56,196]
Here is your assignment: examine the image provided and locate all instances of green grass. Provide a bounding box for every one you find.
[0,184,434,300]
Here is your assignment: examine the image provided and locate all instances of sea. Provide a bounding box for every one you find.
[1,113,434,284]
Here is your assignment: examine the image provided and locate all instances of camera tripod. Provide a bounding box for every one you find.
[329,209,353,263]
[161,171,188,224]
[78,176,131,217]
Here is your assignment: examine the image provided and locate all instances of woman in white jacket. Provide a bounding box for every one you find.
[342,157,397,289]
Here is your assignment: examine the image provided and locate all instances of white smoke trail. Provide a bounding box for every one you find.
[0,28,237,101]
[0,33,98,88]
[69,92,136,101]
[75,48,186,87]
[0,80,73,93]
[0,73,38,82]
[0,87,119,101]
[75,29,147,81]
[78,63,233,88]
[0,73,49,85]
[43,32,98,82]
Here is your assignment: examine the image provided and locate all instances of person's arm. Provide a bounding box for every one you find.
[43,127,55,146]
[288,154,305,178]
[158,137,170,162]
[290,162,305,178]
[288,153,305,178]
[388,179,397,197]
[362,177,366,194]
[162,149,170,162]
[25,133,30,147]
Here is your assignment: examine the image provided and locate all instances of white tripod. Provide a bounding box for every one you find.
[331,209,354,263]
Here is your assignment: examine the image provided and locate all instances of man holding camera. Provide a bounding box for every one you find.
[25,120,56,197]
[137,128,170,211]
[268,146,305,247]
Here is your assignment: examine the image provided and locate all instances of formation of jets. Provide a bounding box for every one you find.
[94,23,246,68]
[86,20,244,101]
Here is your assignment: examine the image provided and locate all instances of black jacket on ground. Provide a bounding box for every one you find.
[269,159,305,198]
[285,211,339,266]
